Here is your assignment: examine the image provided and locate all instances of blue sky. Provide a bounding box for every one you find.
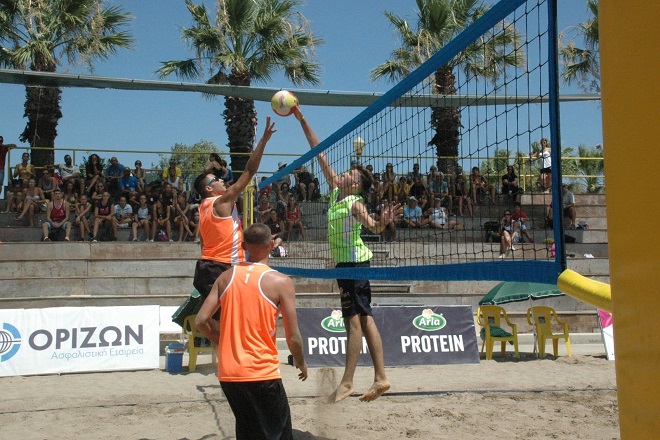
[0,0,602,176]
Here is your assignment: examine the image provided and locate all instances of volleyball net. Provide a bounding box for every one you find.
[261,0,566,283]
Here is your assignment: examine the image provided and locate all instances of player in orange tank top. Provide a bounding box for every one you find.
[190,117,276,302]
[196,223,307,439]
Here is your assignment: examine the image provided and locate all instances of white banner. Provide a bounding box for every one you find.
[0,306,160,377]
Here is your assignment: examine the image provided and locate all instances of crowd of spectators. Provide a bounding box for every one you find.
[2,151,208,242]
[2,145,569,248]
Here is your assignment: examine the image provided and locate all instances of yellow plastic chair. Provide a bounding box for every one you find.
[477,305,520,360]
[527,306,572,358]
[182,314,217,372]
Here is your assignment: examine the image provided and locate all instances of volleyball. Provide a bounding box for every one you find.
[271,90,299,117]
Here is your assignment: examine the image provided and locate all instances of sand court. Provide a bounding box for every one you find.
[0,350,618,439]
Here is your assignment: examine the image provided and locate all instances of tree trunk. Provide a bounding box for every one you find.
[20,85,62,174]
[429,66,461,175]
[223,71,256,180]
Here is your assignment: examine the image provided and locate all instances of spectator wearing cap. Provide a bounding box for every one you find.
[275,161,291,198]
[119,167,141,198]
[402,196,428,228]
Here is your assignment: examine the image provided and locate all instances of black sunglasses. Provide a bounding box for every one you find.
[207,177,223,186]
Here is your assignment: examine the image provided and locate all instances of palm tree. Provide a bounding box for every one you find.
[0,0,134,170]
[559,0,599,93]
[371,0,524,174]
[156,0,322,177]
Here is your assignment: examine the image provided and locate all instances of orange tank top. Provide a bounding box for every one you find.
[218,263,281,382]
[199,196,245,264]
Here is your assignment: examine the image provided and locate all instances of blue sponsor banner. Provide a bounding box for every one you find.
[297,306,479,367]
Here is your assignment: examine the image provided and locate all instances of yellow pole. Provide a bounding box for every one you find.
[600,1,660,436]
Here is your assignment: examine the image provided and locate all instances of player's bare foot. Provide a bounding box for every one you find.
[326,382,354,403]
[358,380,390,402]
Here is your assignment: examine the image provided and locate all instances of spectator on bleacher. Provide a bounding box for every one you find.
[402,196,428,228]
[293,165,316,202]
[429,198,456,230]
[162,183,175,207]
[498,209,515,258]
[265,209,286,248]
[562,184,576,228]
[51,154,84,195]
[84,153,103,194]
[216,158,234,186]
[529,137,552,193]
[14,178,45,227]
[41,188,71,241]
[37,168,57,201]
[13,152,35,187]
[105,157,125,199]
[407,163,422,181]
[426,165,439,186]
[173,191,193,241]
[501,165,520,200]
[162,159,182,182]
[0,136,17,197]
[418,193,432,214]
[470,166,497,205]
[119,167,141,198]
[394,176,410,203]
[204,153,224,179]
[382,163,396,202]
[511,201,534,243]
[350,159,358,169]
[275,181,289,220]
[164,166,184,193]
[133,160,147,189]
[409,175,430,203]
[257,192,274,221]
[62,180,79,216]
[91,191,114,242]
[274,161,291,197]
[144,184,158,207]
[151,193,172,242]
[187,208,200,243]
[132,194,151,242]
[187,186,201,211]
[90,179,107,203]
[113,195,133,239]
[285,194,306,241]
[452,173,473,216]
[72,194,92,241]
[3,180,24,213]
[429,172,452,213]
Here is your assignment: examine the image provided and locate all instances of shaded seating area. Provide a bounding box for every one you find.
[477,305,520,360]
[527,306,572,358]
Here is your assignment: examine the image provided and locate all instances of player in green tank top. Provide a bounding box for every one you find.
[295,106,401,404]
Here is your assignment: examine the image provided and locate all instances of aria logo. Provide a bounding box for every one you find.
[412,309,447,331]
[0,323,21,362]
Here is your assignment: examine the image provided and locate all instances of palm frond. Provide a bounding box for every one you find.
[156,59,202,80]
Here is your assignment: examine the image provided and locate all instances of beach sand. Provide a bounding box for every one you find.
[0,351,618,439]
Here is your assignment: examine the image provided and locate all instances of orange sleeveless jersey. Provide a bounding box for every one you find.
[218,263,281,382]
[199,196,245,264]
